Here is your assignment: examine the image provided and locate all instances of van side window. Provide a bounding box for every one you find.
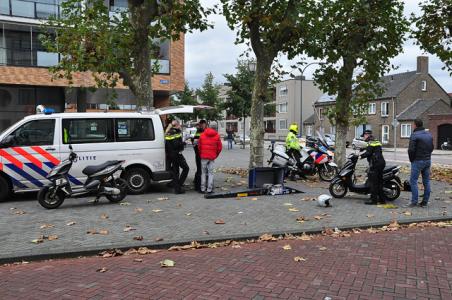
[115,119,155,142]
[9,119,55,146]
[62,119,113,144]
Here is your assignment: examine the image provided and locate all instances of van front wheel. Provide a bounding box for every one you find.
[123,167,150,194]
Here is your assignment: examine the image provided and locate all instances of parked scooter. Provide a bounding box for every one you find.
[38,145,127,209]
[267,142,338,181]
[441,138,452,150]
[328,153,402,201]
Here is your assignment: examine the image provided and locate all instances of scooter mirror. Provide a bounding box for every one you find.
[69,144,73,151]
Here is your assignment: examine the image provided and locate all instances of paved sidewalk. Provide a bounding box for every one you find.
[1,226,451,299]
[0,147,451,262]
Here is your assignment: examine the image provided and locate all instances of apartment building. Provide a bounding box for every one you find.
[312,56,451,148]
[273,77,324,140]
[0,0,184,132]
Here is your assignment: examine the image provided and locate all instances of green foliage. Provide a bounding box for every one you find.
[412,0,452,75]
[197,73,223,122]
[41,0,213,107]
[171,82,198,123]
[301,0,409,126]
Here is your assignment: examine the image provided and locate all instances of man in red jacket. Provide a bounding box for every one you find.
[198,126,223,193]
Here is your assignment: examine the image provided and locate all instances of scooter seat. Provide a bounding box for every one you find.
[383,165,398,173]
[82,161,122,176]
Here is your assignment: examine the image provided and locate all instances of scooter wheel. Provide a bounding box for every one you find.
[380,181,400,202]
[329,181,348,198]
[106,178,128,203]
[38,186,65,209]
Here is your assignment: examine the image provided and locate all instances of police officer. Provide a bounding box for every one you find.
[165,120,189,194]
[360,129,386,205]
[193,120,207,191]
[286,123,303,168]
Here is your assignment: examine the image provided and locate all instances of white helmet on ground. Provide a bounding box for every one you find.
[317,194,332,207]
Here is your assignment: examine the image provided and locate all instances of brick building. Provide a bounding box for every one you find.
[0,0,184,132]
[312,56,451,148]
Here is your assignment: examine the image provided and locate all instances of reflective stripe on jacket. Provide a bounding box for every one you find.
[286,131,300,151]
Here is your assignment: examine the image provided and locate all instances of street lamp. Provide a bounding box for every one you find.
[245,60,257,149]
[299,61,324,137]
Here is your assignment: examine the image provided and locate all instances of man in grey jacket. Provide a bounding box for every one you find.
[407,119,434,207]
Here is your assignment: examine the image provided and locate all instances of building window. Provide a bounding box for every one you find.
[421,80,427,91]
[381,102,389,117]
[401,124,412,138]
[368,103,376,114]
[278,102,288,113]
[18,88,35,106]
[279,85,288,96]
[306,125,313,137]
[355,124,372,138]
[279,119,287,130]
[382,125,389,144]
[319,108,324,120]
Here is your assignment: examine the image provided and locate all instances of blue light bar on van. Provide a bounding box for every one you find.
[43,108,55,115]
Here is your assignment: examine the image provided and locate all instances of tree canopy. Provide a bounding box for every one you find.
[41,0,213,108]
[197,72,223,122]
[412,0,452,74]
[171,82,199,123]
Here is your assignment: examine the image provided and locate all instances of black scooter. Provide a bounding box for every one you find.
[328,153,402,202]
[38,145,127,209]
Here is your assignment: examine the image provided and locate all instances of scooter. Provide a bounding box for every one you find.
[267,143,338,181]
[441,138,452,150]
[37,145,128,209]
[328,153,402,201]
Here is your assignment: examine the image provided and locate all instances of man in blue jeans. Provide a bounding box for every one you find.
[407,119,434,207]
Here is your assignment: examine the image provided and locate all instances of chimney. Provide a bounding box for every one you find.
[417,56,429,74]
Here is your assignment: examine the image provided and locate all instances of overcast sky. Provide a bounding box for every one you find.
[185,0,451,92]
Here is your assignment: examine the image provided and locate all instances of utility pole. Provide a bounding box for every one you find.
[299,62,323,137]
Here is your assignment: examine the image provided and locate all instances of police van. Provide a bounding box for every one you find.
[0,105,205,201]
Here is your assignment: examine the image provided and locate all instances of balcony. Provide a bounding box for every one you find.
[0,0,61,20]
[0,47,59,67]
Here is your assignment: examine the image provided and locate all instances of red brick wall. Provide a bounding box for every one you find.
[428,114,452,149]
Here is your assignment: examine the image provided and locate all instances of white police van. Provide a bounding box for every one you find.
[0,105,204,201]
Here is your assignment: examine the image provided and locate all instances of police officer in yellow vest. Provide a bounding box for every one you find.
[165,120,189,194]
[360,130,386,205]
[286,123,303,169]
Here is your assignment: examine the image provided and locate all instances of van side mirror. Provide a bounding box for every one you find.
[0,136,14,148]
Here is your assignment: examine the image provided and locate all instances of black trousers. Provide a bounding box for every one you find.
[287,149,302,168]
[368,161,385,202]
[170,153,189,192]
[194,145,202,191]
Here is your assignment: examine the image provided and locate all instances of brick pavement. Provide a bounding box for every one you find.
[1,226,451,300]
[0,146,451,262]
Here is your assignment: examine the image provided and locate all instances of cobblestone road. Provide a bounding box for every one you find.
[1,226,451,299]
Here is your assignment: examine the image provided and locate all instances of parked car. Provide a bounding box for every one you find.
[234,134,250,145]
[352,137,368,150]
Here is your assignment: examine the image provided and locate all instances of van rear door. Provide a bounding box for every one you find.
[155,105,212,115]
[0,118,60,191]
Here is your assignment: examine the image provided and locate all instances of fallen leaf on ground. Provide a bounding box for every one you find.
[40,224,54,229]
[160,259,175,267]
[31,237,44,244]
[100,213,109,219]
[259,233,277,242]
[299,234,312,241]
[14,210,26,215]
[99,229,109,235]
[367,214,375,218]
[152,209,163,213]
[250,197,258,201]
[185,213,192,216]
[10,207,16,210]
[367,228,378,233]
[215,219,225,224]
[135,208,144,213]
[87,229,98,234]
[294,256,307,262]
[155,237,164,242]
[47,235,58,241]
[402,211,412,216]
[388,220,400,230]
[296,216,308,223]
[123,226,136,232]
[66,221,76,226]
[134,258,143,263]
[119,202,131,206]
[137,247,158,255]
[377,203,398,209]
[99,249,123,258]
[288,208,299,212]
[203,230,210,235]
[282,244,292,250]
[319,246,327,251]
[96,267,108,273]
[133,236,144,241]
[283,203,293,206]
[314,215,323,220]
[158,197,169,201]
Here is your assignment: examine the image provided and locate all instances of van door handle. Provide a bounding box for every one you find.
[45,147,56,151]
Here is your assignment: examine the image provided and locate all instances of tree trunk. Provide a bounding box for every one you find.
[334,57,356,168]
[128,2,153,109]
[249,59,272,169]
